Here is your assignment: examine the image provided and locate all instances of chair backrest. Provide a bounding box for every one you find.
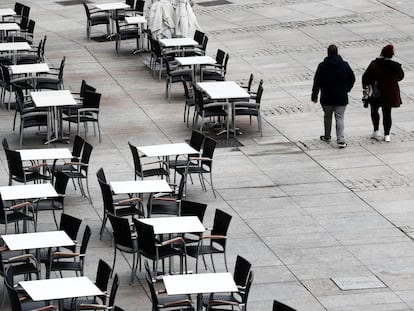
[79,225,92,255]
[19,16,29,30]
[79,141,93,175]
[2,137,9,150]
[26,19,35,34]
[273,300,297,311]
[40,35,47,61]
[108,214,134,249]
[134,219,156,256]
[241,270,253,306]
[59,213,82,242]
[108,274,120,307]
[98,179,116,215]
[126,0,134,7]
[72,135,85,160]
[211,208,232,248]
[53,170,70,203]
[21,5,30,20]
[14,2,24,16]
[80,80,97,96]
[5,267,23,311]
[146,271,159,308]
[96,259,112,294]
[215,49,226,65]
[180,200,207,221]
[4,147,25,182]
[0,193,8,220]
[96,167,107,184]
[82,1,92,19]
[189,130,205,152]
[255,82,264,104]
[128,141,142,179]
[222,53,230,76]
[0,64,11,84]
[149,36,162,58]
[57,56,66,82]
[134,0,145,13]
[233,255,252,288]
[113,306,125,311]
[193,30,205,45]
[82,90,101,109]
[201,136,216,169]
[246,73,254,92]
[200,35,208,51]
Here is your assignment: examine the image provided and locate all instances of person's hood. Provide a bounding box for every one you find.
[323,54,344,68]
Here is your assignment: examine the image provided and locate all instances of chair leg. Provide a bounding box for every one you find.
[99,212,108,240]
[111,247,117,277]
[210,253,216,272]
[209,171,216,198]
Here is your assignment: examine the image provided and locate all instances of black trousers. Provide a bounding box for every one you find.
[371,105,392,135]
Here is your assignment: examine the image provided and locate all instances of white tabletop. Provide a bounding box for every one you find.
[197,81,250,100]
[125,16,147,24]
[94,2,130,10]
[159,38,198,48]
[175,56,216,66]
[31,90,79,108]
[10,63,50,75]
[20,276,102,301]
[2,230,75,251]
[137,143,198,158]
[163,273,238,296]
[0,8,16,17]
[0,42,31,52]
[0,183,58,201]
[110,179,172,194]
[0,23,19,31]
[18,147,72,161]
[138,216,205,235]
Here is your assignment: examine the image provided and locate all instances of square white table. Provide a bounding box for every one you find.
[18,147,72,162]
[2,230,74,251]
[159,38,198,48]
[163,272,237,310]
[137,143,198,158]
[197,81,250,140]
[0,8,16,21]
[175,56,216,82]
[0,42,30,63]
[0,183,58,201]
[30,90,79,144]
[10,63,50,75]
[110,179,172,195]
[138,216,205,235]
[20,276,102,307]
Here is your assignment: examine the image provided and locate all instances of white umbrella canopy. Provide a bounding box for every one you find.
[147,0,176,39]
[175,0,201,38]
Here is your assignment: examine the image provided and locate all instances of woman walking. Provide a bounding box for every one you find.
[362,44,404,142]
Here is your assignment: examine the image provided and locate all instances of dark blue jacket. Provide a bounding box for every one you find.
[311,55,355,106]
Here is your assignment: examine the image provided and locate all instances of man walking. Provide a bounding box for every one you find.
[311,44,355,148]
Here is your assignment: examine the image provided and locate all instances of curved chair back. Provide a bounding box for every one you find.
[108,214,135,249]
[180,200,207,221]
[200,136,216,170]
[211,209,232,249]
[273,300,297,311]
[95,259,112,294]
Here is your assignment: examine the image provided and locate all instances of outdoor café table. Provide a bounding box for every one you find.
[196,81,250,140]
[30,90,79,144]
[0,22,19,41]
[1,230,74,251]
[159,37,198,55]
[0,183,57,202]
[110,179,172,195]
[10,63,50,75]
[0,8,15,22]
[175,56,216,82]
[125,15,147,53]
[20,276,102,309]
[94,2,130,38]
[138,216,205,235]
[163,272,238,311]
[0,42,30,63]
[137,142,198,159]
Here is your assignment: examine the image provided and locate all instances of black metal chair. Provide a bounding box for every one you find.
[114,18,140,55]
[97,173,143,239]
[164,57,192,102]
[201,49,229,81]
[0,194,35,234]
[186,208,232,272]
[108,214,139,284]
[133,218,187,278]
[45,225,91,279]
[81,0,110,40]
[203,255,253,311]
[128,141,169,181]
[36,56,65,90]
[180,200,207,245]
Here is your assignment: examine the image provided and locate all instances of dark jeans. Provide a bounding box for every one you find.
[371,105,392,135]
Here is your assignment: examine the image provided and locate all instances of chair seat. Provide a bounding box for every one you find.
[90,15,109,25]
[235,108,259,116]
[202,71,225,81]
[119,28,140,40]
[20,114,48,129]
[142,168,169,178]
[201,293,240,306]
[158,294,192,306]
[35,199,63,211]
[46,261,82,272]
[186,244,223,258]
[176,165,209,176]
[0,211,34,224]
[115,205,144,218]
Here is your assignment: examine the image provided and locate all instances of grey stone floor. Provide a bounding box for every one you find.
[1,0,414,310]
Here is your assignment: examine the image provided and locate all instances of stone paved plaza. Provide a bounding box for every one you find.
[1,0,414,310]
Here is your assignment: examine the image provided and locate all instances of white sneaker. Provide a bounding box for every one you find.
[384,135,390,142]
[371,130,381,139]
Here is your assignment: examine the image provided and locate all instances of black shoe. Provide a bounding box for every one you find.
[338,141,347,148]
[320,135,331,142]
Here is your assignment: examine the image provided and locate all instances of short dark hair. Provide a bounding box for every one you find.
[327,44,338,56]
